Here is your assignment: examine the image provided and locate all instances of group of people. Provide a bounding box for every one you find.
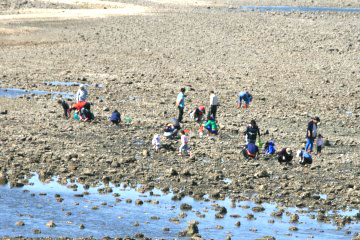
[169,87,324,163]
[241,116,324,165]
[59,85,325,164]
[58,84,94,122]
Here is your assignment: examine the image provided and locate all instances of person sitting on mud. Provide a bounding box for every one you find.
[76,84,88,103]
[244,119,261,144]
[277,148,293,164]
[237,91,253,109]
[164,119,181,139]
[264,140,276,155]
[204,115,218,135]
[110,110,121,125]
[297,148,313,165]
[189,106,206,123]
[242,143,259,160]
[57,99,70,119]
[79,107,94,122]
[179,130,191,157]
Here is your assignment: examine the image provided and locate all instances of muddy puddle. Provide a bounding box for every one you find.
[0,88,75,99]
[0,174,359,239]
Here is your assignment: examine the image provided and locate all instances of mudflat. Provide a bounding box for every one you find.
[0,0,360,236]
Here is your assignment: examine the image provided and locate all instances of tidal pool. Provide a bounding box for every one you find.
[0,88,75,99]
[0,174,359,239]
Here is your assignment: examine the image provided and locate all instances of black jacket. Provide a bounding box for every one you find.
[244,125,260,141]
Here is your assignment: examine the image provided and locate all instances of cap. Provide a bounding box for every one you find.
[286,148,292,154]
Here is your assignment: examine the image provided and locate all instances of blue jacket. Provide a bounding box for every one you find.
[111,111,121,122]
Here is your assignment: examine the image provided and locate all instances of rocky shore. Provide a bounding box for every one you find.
[0,0,360,238]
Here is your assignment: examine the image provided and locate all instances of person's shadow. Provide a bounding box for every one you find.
[161,143,176,152]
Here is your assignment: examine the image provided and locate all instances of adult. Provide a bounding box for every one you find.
[190,106,205,123]
[297,148,313,165]
[209,91,219,119]
[244,119,261,144]
[204,115,218,135]
[237,91,252,109]
[305,116,320,152]
[110,110,121,125]
[242,143,259,159]
[76,84,88,103]
[277,148,293,164]
[176,87,186,122]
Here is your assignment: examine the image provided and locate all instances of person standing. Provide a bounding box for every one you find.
[244,119,261,144]
[209,91,219,119]
[176,87,186,122]
[76,84,88,103]
[305,117,320,152]
[316,134,324,155]
[179,130,191,156]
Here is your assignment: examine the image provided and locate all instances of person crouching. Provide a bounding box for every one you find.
[277,148,293,164]
[242,143,259,160]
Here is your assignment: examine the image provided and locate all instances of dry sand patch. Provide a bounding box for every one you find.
[0,26,40,34]
[33,0,133,8]
[0,0,150,22]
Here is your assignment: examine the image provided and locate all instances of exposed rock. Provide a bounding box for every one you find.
[16,221,25,226]
[46,220,56,228]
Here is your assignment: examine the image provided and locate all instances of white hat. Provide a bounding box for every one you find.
[80,84,86,89]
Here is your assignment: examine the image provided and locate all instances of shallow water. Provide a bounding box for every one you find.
[0,88,75,99]
[0,174,359,239]
[45,81,103,88]
[229,6,360,13]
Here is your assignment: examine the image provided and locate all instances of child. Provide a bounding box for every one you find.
[152,134,161,152]
[57,99,70,119]
[179,130,191,156]
[110,110,121,125]
[204,115,218,135]
[297,148,313,165]
[198,125,204,138]
[316,134,324,155]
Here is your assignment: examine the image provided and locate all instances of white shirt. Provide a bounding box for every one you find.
[210,93,219,106]
[152,134,161,146]
[76,88,88,102]
[181,135,189,145]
